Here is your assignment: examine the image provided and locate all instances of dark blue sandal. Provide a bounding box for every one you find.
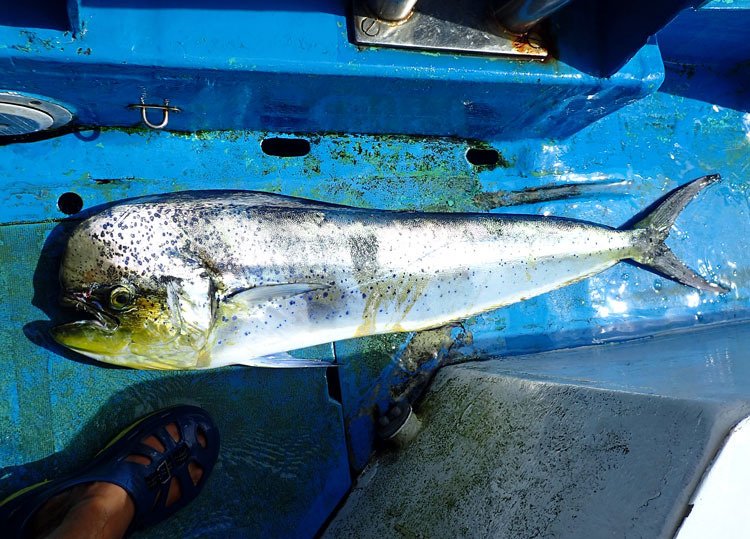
[0,405,219,537]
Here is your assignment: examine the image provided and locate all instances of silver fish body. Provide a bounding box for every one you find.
[52,175,723,369]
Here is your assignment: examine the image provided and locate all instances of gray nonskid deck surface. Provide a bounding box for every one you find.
[324,321,750,539]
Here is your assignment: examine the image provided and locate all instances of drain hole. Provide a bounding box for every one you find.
[29,100,42,106]
[58,192,83,215]
[466,147,500,167]
[261,137,310,157]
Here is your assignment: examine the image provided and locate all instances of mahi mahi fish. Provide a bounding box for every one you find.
[51,174,724,370]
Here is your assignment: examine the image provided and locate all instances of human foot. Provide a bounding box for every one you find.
[0,406,219,539]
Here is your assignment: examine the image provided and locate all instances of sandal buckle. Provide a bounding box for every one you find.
[145,443,190,489]
[155,460,172,484]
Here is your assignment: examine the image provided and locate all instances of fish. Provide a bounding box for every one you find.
[51,174,725,370]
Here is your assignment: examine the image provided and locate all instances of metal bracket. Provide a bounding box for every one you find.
[127,99,180,130]
[351,0,548,58]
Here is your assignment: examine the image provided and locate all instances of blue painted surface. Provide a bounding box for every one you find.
[659,0,750,68]
[0,1,662,139]
[334,85,750,465]
[0,0,749,535]
[1,82,749,475]
[657,0,750,114]
[479,320,750,402]
[453,92,750,359]
[550,0,704,77]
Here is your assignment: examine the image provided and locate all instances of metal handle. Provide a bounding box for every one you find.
[127,99,180,130]
[367,0,419,21]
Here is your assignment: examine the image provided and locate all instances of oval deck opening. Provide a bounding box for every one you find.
[261,137,311,157]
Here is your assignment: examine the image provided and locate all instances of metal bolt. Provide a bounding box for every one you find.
[527,31,543,49]
[361,17,381,37]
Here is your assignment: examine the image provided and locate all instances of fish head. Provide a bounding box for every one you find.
[51,281,198,369]
[51,206,214,369]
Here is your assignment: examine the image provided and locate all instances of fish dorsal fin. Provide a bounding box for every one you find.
[224,282,330,308]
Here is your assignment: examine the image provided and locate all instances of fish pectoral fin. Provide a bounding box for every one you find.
[215,352,334,369]
[224,282,330,308]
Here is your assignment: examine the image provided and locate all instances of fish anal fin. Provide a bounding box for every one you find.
[214,352,334,368]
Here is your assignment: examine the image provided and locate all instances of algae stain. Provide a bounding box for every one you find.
[324,133,488,211]
[398,324,457,372]
[101,126,151,137]
[303,154,322,175]
[342,332,411,384]
[310,181,366,207]
[12,30,56,53]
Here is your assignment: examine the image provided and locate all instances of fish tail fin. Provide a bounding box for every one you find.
[624,174,726,293]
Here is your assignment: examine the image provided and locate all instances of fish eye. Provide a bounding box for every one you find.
[109,286,134,310]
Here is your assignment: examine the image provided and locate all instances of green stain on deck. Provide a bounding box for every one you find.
[324,134,486,211]
[342,333,411,388]
[90,128,491,216]
[303,154,322,175]
[398,325,457,372]
[102,125,152,137]
[12,31,56,53]
[167,130,247,143]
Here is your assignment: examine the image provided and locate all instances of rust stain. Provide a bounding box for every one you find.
[511,35,546,56]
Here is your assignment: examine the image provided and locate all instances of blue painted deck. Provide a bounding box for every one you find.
[0,0,748,536]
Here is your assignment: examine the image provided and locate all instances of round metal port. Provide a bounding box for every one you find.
[0,93,73,136]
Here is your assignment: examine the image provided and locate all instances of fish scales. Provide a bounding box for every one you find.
[51,176,724,370]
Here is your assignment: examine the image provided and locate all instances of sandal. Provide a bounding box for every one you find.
[0,405,219,537]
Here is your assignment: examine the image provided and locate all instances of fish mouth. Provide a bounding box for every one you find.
[51,296,130,356]
[59,292,120,332]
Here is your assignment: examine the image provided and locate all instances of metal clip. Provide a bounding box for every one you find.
[127,99,180,130]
